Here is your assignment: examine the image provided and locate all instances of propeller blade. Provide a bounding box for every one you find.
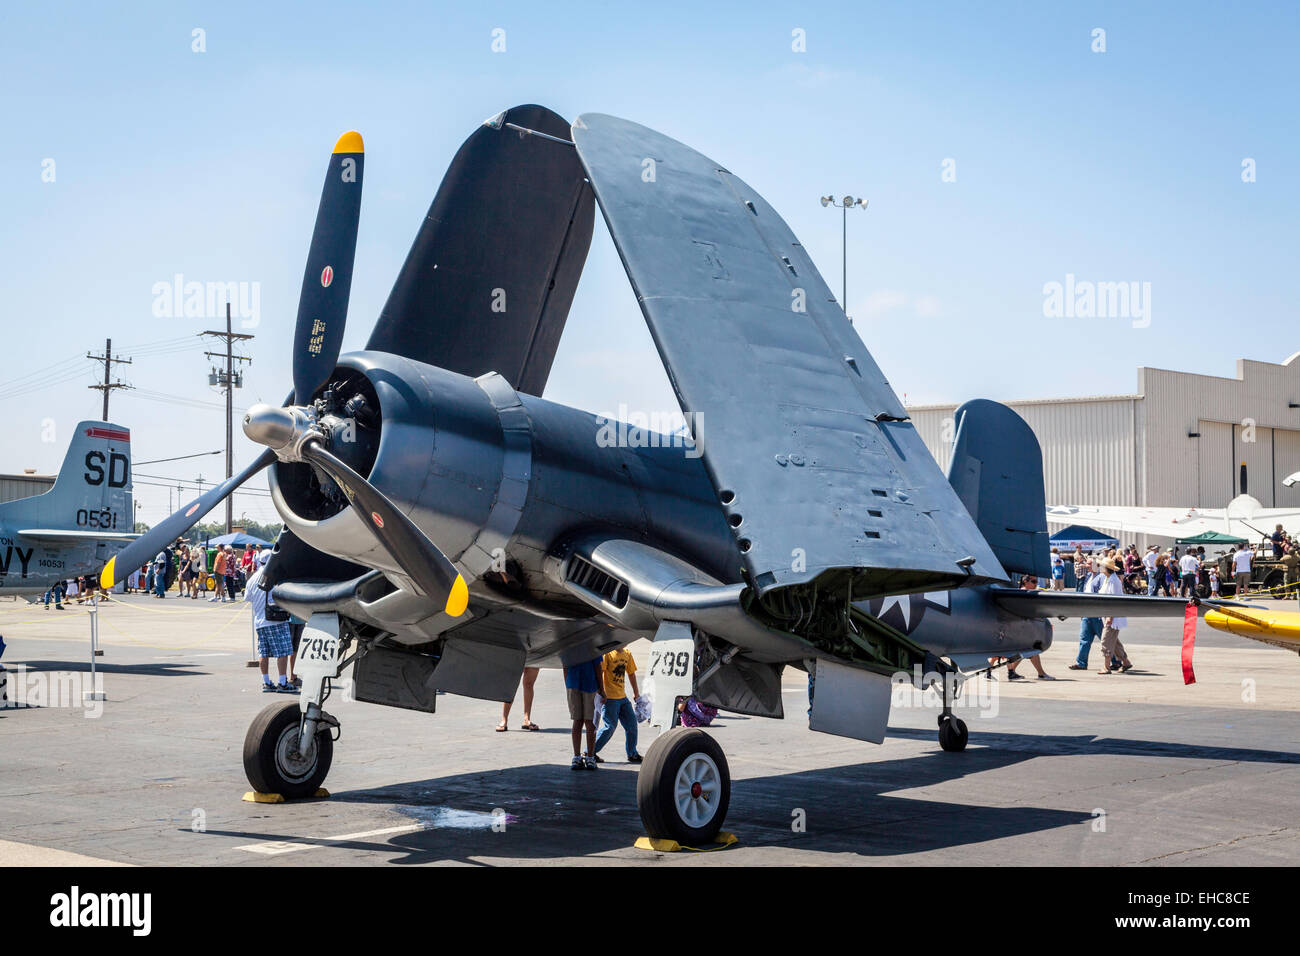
[300,440,468,617]
[292,131,365,404]
[100,449,276,589]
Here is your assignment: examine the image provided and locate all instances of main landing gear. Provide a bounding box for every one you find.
[243,699,337,798]
[637,727,732,845]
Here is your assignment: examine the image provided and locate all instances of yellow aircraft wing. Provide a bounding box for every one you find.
[1204,607,1300,652]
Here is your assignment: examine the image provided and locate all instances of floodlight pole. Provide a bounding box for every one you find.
[820,194,869,322]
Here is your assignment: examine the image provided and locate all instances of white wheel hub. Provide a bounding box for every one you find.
[673,752,721,828]
[275,724,317,783]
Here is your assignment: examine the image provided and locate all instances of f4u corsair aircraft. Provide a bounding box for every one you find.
[1,422,134,598]
[105,108,1232,846]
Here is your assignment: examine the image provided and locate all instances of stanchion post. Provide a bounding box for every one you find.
[85,592,105,702]
[247,598,260,668]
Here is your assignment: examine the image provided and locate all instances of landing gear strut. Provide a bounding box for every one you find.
[637,727,731,845]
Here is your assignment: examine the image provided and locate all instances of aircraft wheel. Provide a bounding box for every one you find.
[637,727,730,845]
[243,700,333,799]
[938,716,968,752]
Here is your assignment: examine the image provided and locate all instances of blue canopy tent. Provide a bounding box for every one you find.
[1049,524,1119,552]
[202,531,271,549]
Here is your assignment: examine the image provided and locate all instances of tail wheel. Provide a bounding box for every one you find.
[243,700,333,798]
[939,716,969,752]
[637,726,730,845]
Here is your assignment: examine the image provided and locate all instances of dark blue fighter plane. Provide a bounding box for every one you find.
[105,107,1211,845]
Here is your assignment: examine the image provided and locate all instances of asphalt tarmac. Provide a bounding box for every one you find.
[1,590,1296,866]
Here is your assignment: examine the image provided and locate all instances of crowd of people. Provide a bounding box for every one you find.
[1051,523,1300,603]
[109,541,265,602]
[1040,525,1300,677]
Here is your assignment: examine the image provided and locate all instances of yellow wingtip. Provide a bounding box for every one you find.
[333,130,364,154]
[445,574,469,617]
[1205,608,1300,644]
[100,557,116,590]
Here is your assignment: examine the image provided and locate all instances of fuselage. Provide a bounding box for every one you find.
[269,352,740,610]
[268,351,1049,667]
[0,531,97,595]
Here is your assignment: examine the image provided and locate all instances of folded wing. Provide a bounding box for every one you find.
[572,113,1004,596]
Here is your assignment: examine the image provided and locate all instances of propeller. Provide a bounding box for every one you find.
[298,440,467,615]
[293,130,364,404]
[101,131,469,617]
[99,449,275,593]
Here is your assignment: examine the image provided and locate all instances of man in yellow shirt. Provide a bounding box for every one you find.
[593,646,643,763]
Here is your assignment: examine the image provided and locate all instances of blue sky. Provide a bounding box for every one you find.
[2,1,1297,525]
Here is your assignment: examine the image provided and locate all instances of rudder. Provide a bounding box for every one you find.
[945,400,1049,579]
[1,421,133,533]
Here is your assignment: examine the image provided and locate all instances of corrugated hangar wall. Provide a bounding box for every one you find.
[910,396,1140,509]
[1141,360,1300,514]
[908,355,1300,550]
[0,474,55,504]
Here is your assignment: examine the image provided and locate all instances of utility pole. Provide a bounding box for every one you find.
[87,338,133,419]
[200,303,253,534]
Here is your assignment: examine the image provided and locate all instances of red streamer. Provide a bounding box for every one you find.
[1181,602,1197,685]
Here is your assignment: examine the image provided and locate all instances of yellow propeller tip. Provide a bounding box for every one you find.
[100,557,116,590]
[445,574,469,618]
[332,130,364,154]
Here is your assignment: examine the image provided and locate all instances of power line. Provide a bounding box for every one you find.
[135,450,223,466]
[126,388,241,412]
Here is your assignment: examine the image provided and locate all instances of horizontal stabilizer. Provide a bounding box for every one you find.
[992,588,1245,619]
[18,529,138,542]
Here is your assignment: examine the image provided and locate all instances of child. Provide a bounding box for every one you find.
[677,696,717,728]
[564,657,605,770]
[1209,566,1220,597]
[593,647,643,764]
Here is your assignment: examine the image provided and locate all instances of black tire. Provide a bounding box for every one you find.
[938,716,968,752]
[637,727,730,845]
[243,700,333,799]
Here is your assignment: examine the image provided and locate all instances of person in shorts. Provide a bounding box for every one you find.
[1050,551,1065,590]
[244,550,296,693]
[564,657,605,771]
[1232,544,1253,596]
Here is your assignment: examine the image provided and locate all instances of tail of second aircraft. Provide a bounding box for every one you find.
[945,400,1050,579]
[0,421,133,536]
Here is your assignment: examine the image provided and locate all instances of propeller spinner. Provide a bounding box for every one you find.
[101,131,468,618]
